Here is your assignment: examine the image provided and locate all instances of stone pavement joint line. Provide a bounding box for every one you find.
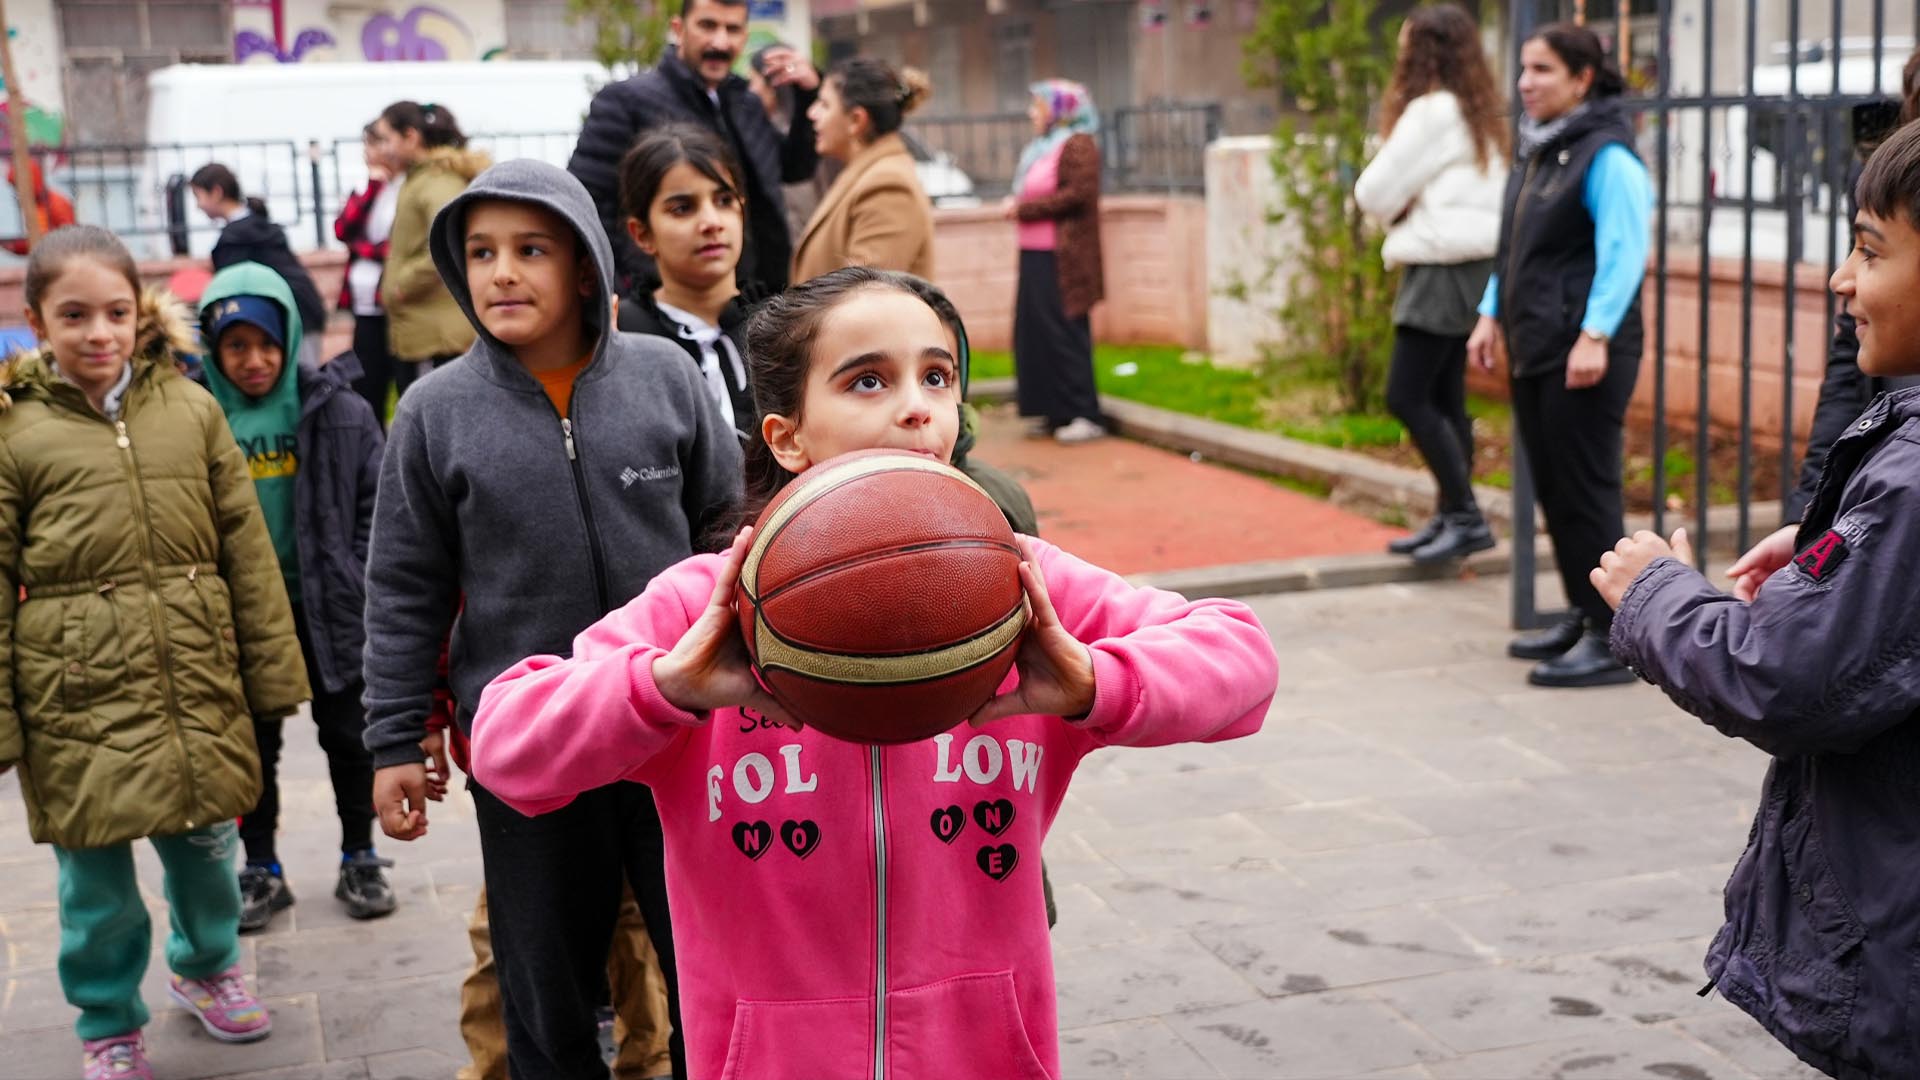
[0,577,1821,1079]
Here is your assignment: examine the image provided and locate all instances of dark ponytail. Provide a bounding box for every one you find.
[1529,22,1627,99]
[828,58,932,139]
[189,162,269,217]
[382,99,468,149]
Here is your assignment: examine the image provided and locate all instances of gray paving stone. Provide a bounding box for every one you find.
[1057,1017,1223,1079]
[1279,838,1511,912]
[1087,859,1330,931]
[255,917,470,997]
[144,993,327,1078]
[209,1060,372,1080]
[1447,810,1752,891]
[1366,958,1633,1055]
[1381,780,1596,838]
[1071,813,1272,876]
[1047,882,1149,954]
[1423,1025,1761,1080]
[1243,801,1432,853]
[1192,905,1490,997]
[1674,1010,1833,1080]
[1069,767,1302,828]
[1166,993,1450,1079]
[363,1047,466,1080]
[1433,872,1726,960]
[316,972,466,1062]
[1051,932,1263,1029]
[1546,756,1769,819]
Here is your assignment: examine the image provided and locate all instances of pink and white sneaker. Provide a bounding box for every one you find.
[81,1033,152,1080]
[168,965,272,1043]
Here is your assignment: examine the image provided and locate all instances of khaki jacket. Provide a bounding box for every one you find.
[0,291,309,848]
[384,146,492,361]
[792,133,934,284]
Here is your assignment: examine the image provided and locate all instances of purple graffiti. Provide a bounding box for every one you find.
[361,5,467,62]
[234,26,335,63]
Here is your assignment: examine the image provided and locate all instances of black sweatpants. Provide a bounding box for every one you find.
[1385,326,1476,514]
[470,779,684,1080]
[1509,349,1641,632]
[349,313,395,426]
[1013,249,1100,427]
[240,605,377,864]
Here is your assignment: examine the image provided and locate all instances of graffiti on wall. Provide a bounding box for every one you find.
[361,6,475,62]
[234,0,336,63]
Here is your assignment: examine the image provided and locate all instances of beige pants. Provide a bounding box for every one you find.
[457,886,672,1080]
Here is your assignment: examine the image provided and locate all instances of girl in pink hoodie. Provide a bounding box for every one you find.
[471,267,1279,1080]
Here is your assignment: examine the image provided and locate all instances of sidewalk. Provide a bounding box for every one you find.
[0,573,1821,1079]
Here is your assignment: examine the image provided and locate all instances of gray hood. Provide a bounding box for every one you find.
[429,158,616,361]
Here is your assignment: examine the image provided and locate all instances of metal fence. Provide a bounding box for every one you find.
[1506,0,1920,628]
[0,101,1221,263]
[908,102,1223,198]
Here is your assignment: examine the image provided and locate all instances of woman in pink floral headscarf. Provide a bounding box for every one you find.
[1006,79,1106,444]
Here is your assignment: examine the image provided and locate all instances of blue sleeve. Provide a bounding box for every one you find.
[1581,144,1652,338]
[1478,274,1499,319]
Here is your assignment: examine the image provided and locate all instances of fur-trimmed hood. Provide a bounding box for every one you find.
[414,145,493,184]
[0,286,197,413]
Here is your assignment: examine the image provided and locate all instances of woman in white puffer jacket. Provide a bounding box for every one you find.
[1355,3,1509,564]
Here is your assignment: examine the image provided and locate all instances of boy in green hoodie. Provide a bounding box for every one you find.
[198,262,397,930]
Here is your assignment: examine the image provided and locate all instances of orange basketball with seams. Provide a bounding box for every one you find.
[734,449,1028,744]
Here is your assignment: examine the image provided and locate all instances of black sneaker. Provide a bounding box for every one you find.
[237,864,293,933]
[335,850,397,920]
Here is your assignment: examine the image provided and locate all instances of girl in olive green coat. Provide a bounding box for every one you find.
[0,226,309,1080]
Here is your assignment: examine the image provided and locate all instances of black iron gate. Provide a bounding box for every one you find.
[1507,0,1920,628]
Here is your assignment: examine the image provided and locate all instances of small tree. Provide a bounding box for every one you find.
[1244,0,1399,414]
[567,0,674,72]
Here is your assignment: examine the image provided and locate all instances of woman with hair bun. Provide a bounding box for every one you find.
[790,58,935,282]
[1466,21,1652,688]
[374,100,491,396]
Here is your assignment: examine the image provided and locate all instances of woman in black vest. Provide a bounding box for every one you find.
[1467,22,1651,688]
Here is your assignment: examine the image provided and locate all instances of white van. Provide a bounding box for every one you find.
[121,60,608,258]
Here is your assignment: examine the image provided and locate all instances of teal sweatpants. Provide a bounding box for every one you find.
[52,821,244,1040]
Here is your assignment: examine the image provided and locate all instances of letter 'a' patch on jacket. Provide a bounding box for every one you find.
[1793,528,1850,582]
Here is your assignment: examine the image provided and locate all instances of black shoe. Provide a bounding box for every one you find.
[1388,514,1444,555]
[1508,614,1585,660]
[238,864,293,933]
[1410,511,1496,566]
[1527,631,1637,688]
[335,850,397,920]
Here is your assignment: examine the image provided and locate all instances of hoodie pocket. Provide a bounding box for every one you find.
[1769,800,1867,1052]
[717,996,872,1080]
[887,971,1050,1080]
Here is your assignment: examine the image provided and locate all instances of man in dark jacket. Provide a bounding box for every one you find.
[568,0,821,299]
[1593,121,1920,1080]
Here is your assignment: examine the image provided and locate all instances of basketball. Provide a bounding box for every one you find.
[734,449,1029,744]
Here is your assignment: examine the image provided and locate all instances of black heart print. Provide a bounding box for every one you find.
[976,844,1019,882]
[732,821,772,861]
[930,805,966,845]
[781,819,821,859]
[972,799,1016,837]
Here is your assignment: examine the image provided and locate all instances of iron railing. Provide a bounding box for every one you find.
[908,102,1222,198]
[1506,0,1920,629]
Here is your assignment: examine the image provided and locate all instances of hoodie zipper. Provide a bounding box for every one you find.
[113,416,200,829]
[869,744,889,1080]
[559,416,613,611]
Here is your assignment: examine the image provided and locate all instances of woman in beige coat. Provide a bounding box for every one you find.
[791,59,934,284]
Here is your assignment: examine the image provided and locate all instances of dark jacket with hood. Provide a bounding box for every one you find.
[361,159,743,768]
[211,206,329,336]
[1611,385,1920,1080]
[197,263,385,695]
[617,290,756,443]
[568,50,820,300]
[1492,96,1645,378]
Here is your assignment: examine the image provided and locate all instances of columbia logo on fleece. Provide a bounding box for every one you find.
[620,465,680,489]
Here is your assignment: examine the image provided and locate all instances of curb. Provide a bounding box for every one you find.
[973,376,1777,597]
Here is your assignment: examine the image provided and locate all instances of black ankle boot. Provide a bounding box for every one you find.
[1527,631,1636,688]
[1508,614,1584,660]
[1411,511,1496,565]
[1388,514,1445,556]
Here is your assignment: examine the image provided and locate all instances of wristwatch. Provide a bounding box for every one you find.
[1581,328,1609,345]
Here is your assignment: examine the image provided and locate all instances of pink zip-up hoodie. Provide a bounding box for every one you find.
[471,537,1278,1080]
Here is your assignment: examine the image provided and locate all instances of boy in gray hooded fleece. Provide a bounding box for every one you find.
[362,158,740,1079]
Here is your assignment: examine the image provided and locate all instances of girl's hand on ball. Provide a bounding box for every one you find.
[653,526,799,728]
[969,539,1097,727]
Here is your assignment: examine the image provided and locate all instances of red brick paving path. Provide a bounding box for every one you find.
[970,403,1408,576]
